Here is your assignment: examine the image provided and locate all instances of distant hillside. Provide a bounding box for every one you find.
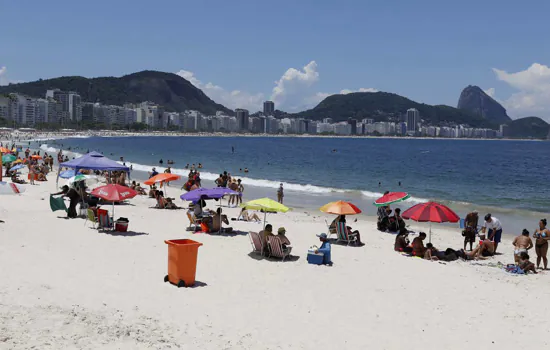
[0,71,232,115]
[293,91,494,128]
[508,117,550,139]
[457,85,511,124]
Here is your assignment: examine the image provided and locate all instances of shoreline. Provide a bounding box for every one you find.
[1,130,546,142]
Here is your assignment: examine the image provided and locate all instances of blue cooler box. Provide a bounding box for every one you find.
[307,251,324,265]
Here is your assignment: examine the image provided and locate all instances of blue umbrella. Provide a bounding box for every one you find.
[59,169,77,179]
[9,164,24,171]
[180,187,238,202]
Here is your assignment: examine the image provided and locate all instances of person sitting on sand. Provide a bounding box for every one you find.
[238,208,261,222]
[260,224,275,253]
[148,185,158,198]
[462,235,495,260]
[156,191,178,209]
[424,243,440,260]
[314,233,332,265]
[379,207,393,232]
[338,215,364,246]
[518,252,537,274]
[11,174,26,184]
[277,227,292,255]
[395,231,413,253]
[389,208,406,233]
[512,229,533,264]
[412,232,427,257]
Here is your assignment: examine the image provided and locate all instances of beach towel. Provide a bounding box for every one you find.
[504,264,525,275]
[50,195,67,213]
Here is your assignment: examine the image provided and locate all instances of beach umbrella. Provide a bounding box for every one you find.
[0,181,25,194]
[2,154,16,165]
[144,173,181,195]
[9,164,24,171]
[31,155,42,160]
[241,197,290,229]
[402,201,460,243]
[0,147,12,153]
[91,184,138,218]
[180,187,238,202]
[144,173,181,186]
[59,169,77,179]
[12,159,23,164]
[67,174,100,187]
[320,200,362,215]
[374,192,410,207]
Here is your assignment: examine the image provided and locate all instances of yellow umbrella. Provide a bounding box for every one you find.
[241,197,290,228]
[12,159,23,164]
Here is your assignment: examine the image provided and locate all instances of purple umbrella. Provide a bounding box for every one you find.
[180,187,239,202]
[180,187,240,234]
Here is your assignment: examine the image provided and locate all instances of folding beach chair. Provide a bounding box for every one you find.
[85,208,98,229]
[187,211,200,230]
[325,218,338,239]
[97,208,114,231]
[336,222,357,246]
[249,231,264,256]
[267,236,290,261]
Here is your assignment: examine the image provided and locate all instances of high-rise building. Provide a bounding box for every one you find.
[46,89,82,122]
[263,101,275,116]
[348,118,357,135]
[235,108,249,131]
[499,124,509,138]
[406,108,419,135]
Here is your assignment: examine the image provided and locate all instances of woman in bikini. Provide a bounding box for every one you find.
[533,219,549,270]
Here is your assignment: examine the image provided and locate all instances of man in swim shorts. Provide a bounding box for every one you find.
[512,229,533,264]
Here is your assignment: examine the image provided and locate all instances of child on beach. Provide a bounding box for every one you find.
[518,252,537,274]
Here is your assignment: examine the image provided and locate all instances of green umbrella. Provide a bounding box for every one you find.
[2,154,16,165]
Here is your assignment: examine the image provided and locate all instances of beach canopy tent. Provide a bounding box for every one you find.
[56,151,129,185]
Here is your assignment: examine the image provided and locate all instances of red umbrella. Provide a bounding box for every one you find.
[402,202,460,242]
[91,184,138,201]
[91,184,138,221]
[374,192,410,207]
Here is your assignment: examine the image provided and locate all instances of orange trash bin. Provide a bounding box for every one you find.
[164,239,203,288]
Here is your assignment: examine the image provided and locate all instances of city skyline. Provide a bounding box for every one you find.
[1,1,550,120]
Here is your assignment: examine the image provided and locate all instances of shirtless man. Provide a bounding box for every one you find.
[512,229,533,264]
[412,232,427,257]
[464,235,495,260]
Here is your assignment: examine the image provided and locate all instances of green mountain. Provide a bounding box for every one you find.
[457,85,512,124]
[508,117,549,139]
[0,70,232,115]
[293,91,495,128]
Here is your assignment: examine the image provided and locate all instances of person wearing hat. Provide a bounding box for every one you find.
[481,213,503,253]
[277,227,292,255]
[463,210,479,251]
[314,233,332,265]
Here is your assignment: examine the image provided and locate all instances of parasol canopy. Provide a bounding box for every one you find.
[320,200,362,215]
[374,192,410,207]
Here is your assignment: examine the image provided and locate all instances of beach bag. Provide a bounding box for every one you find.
[49,195,67,213]
[200,222,209,233]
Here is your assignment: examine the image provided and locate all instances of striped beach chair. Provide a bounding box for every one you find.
[249,231,264,256]
[97,209,113,231]
[336,222,357,246]
[268,236,290,261]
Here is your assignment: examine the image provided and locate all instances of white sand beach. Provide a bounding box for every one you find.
[1,174,549,349]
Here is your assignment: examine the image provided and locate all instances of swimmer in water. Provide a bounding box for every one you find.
[244,168,249,173]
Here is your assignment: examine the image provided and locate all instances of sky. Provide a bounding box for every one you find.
[1,0,550,120]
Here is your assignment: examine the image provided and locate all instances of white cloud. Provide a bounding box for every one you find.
[491,63,550,120]
[175,69,264,111]
[0,66,8,85]
[483,87,495,98]
[176,62,377,112]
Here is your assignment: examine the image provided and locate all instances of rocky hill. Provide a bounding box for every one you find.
[508,117,550,139]
[0,71,232,115]
[457,85,511,124]
[293,91,494,128]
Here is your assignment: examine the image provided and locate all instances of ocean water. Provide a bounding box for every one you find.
[36,136,550,235]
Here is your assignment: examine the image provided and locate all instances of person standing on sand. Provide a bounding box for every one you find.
[463,210,479,251]
[481,214,503,253]
[533,219,549,270]
[277,183,284,204]
[236,179,244,205]
[512,229,533,264]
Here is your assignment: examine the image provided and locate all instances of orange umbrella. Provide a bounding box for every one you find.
[31,155,42,160]
[143,173,181,186]
[320,200,362,215]
[0,147,12,153]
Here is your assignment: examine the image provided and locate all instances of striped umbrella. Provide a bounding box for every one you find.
[374,192,410,207]
[402,201,459,243]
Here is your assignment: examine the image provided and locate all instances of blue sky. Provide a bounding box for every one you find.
[1,0,550,119]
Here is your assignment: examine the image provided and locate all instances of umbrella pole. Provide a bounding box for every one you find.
[263,211,267,231]
[429,223,432,243]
